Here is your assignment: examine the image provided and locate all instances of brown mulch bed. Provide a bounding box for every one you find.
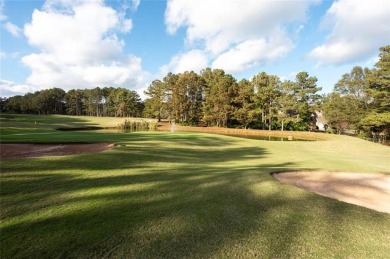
[0,143,114,159]
[273,171,390,213]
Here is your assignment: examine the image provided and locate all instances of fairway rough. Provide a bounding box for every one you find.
[1,143,114,159]
[273,171,390,213]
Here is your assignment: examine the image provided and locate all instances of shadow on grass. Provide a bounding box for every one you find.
[1,134,390,258]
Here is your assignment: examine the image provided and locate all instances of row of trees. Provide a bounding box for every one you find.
[321,45,390,142]
[2,45,388,140]
[4,87,143,117]
[2,71,323,132]
[144,69,321,131]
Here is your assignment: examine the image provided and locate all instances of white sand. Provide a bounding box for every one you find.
[273,171,390,213]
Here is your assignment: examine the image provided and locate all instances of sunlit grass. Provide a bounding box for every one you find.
[0,113,156,130]
[1,114,390,258]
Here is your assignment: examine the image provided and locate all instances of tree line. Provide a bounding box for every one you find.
[321,45,389,142]
[1,45,389,141]
[3,87,143,118]
[143,45,389,141]
[144,69,322,131]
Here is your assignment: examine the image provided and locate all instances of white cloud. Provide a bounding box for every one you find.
[296,24,305,35]
[21,0,146,91]
[0,51,20,59]
[25,2,124,64]
[132,0,140,12]
[160,49,208,74]
[309,0,390,65]
[43,0,102,13]
[120,18,133,33]
[136,86,148,101]
[212,30,294,73]
[0,80,35,97]
[165,0,318,73]
[165,0,317,55]
[4,21,22,37]
[0,1,21,39]
[22,52,149,90]
[0,0,6,21]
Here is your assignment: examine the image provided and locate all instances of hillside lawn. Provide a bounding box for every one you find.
[1,114,390,258]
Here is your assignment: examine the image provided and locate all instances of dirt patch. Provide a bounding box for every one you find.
[0,143,114,159]
[273,171,390,213]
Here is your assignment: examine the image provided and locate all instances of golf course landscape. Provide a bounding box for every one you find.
[1,114,389,258]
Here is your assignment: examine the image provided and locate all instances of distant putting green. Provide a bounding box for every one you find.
[1,114,389,258]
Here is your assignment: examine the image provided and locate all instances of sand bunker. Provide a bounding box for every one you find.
[273,171,390,213]
[1,143,114,159]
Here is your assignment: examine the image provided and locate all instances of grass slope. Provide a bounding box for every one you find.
[0,114,156,131]
[1,115,390,258]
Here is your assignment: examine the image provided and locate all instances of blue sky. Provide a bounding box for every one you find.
[1,0,389,98]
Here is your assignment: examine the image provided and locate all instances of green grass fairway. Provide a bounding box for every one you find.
[1,115,390,258]
[0,114,156,131]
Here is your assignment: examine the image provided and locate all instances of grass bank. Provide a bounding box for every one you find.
[0,114,157,142]
[0,114,157,130]
[159,122,329,140]
[1,114,389,258]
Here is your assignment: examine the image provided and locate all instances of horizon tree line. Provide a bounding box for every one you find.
[321,45,390,142]
[144,69,322,131]
[1,45,389,141]
[3,87,143,118]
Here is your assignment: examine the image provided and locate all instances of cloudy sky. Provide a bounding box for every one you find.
[1,0,389,98]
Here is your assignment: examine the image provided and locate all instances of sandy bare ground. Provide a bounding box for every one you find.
[273,171,390,213]
[0,143,114,159]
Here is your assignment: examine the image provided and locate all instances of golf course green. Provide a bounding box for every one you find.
[1,114,389,258]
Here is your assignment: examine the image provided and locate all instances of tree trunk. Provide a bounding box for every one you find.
[269,99,272,131]
[262,111,265,130]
